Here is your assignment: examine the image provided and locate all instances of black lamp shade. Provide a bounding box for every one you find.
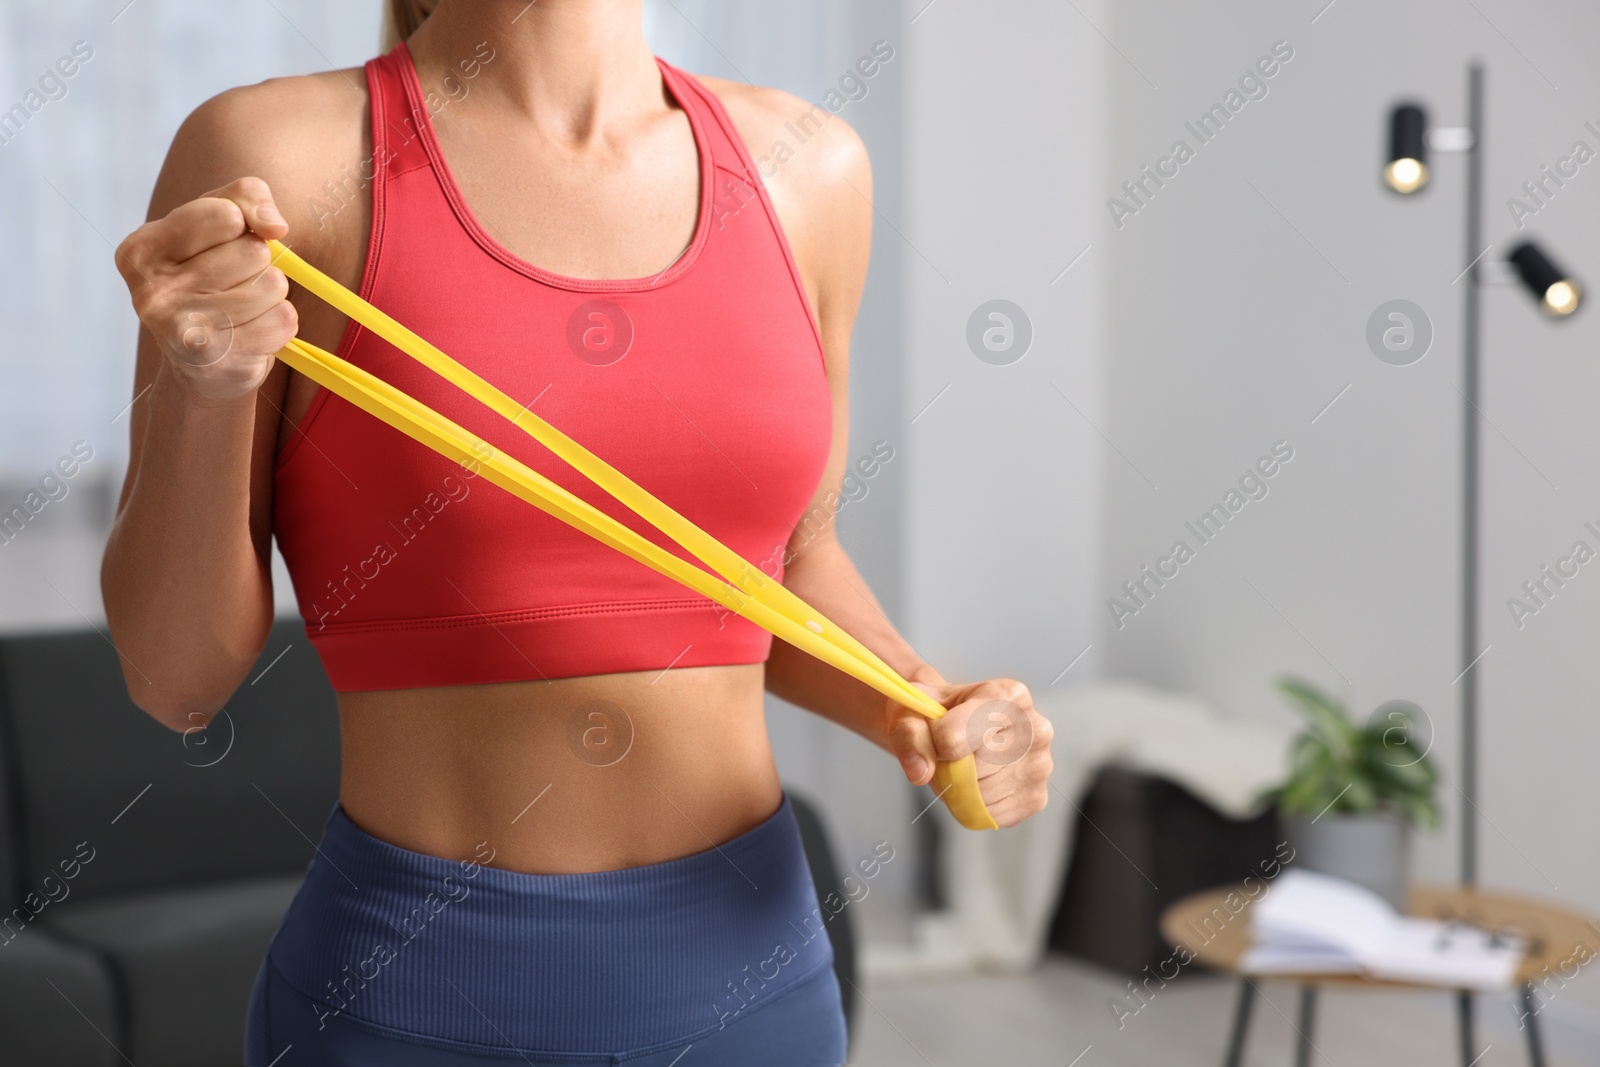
[1508,242,1581,317]
[1385,103,1429,193]
[1389,104,1427,162]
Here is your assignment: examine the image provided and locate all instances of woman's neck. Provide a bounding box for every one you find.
[409,0,657,144]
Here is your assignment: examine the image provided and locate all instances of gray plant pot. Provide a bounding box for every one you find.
[1284,808,1411,912]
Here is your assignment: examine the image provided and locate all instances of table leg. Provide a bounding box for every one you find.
[1457,990,1475,1067]
[1294,985,1316,1067]
[1223,978,1255,1067]
[1521,984,1547,1067]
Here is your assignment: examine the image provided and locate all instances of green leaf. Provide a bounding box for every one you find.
[1278,677,1358,761]
[1342,777,1379,813]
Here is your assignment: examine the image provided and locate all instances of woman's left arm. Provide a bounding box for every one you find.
[745,91,1053,829]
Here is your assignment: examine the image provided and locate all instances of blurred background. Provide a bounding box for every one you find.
[4,0,1600,1064]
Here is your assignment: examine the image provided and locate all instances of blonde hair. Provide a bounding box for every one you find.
[381,0,438,51]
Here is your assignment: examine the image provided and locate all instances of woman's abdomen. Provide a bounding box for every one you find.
[334,661,781,874]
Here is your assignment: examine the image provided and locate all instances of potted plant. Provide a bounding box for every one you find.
[1260,677,1440,910]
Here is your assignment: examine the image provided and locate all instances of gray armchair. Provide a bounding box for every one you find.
[0,620,338,1065]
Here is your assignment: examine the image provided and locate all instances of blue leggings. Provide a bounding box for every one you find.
[245,793,848,1065]
[248,952,846,1065]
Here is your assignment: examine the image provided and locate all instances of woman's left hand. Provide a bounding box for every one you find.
[882,668,1054,828]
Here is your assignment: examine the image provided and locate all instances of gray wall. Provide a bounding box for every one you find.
[897,0,1110,901]
[901,0,1107,684]
[1101,0,1600,1027]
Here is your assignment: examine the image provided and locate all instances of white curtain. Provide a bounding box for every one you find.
[0,0,385,481]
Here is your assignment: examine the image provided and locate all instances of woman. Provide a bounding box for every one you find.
[102,0,1054,1063]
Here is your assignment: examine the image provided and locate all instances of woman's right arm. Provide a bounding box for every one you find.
[101,94,300,732]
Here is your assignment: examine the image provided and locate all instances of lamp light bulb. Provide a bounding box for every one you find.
[1384,157,1428,194]
[1543,280,1580,316]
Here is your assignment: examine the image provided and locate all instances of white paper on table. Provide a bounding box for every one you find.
[1239,869,1523,990]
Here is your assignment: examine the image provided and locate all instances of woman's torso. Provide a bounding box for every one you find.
[269,42,831,875]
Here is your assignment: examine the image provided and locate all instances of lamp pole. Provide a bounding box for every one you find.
[1456,60,1485,1065]
[1459,62,1482,897]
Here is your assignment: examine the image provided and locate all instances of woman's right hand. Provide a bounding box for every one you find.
[114,176,297,405]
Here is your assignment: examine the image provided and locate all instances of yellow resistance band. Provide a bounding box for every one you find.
[266,240,997,831]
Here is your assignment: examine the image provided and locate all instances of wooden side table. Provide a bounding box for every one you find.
[1159,882,1597,1067]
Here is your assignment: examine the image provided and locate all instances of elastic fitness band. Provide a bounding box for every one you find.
[265,240,997,831]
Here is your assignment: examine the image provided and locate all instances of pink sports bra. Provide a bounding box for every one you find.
[271,43,833,692]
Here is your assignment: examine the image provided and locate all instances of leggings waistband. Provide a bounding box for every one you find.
[265,792,835,1056]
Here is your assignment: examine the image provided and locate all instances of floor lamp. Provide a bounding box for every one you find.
[1381,62,1582,1063]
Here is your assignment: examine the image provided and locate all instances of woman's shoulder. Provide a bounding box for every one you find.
[687,73,869,192]
[683,73,873,305]
[153,68,371,250]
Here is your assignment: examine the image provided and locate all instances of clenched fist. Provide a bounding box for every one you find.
[884,669,1054,828]
[114,176,296,404]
